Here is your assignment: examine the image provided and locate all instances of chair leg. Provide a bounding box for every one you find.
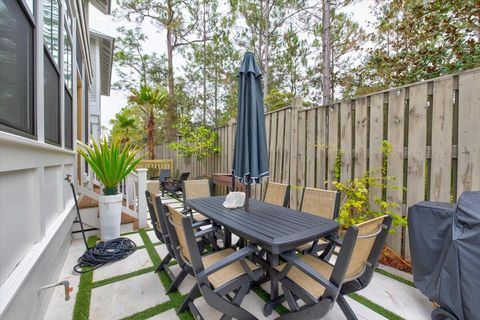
[219,283,250,320]
[178,284,201,313]
[167,269,188,294]
[337,294,358,320]
[283,286,299,312]
[155,253,172,273]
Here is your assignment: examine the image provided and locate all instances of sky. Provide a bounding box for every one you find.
[89,0,377,131]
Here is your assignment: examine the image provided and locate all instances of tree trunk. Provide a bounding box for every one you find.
[202,0,207,125]
[322,0,332,105]
[166,0,176,140]
[147,111,156,159]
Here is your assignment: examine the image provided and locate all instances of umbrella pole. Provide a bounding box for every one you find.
[231,174,235,192]
[245,184,250,211]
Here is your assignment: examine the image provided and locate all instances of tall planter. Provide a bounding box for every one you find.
[77,137,143,241]
[98,194,123,240]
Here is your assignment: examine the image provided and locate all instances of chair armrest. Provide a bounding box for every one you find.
[325,234,342,246]
[280,251,338,293]
[192,220,211,228]
[198,245,258,278]
[194,226,219,239]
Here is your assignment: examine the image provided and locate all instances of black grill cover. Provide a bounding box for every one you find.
[408,192,480,320]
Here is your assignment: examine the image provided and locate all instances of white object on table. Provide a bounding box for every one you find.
[223,192,246,209]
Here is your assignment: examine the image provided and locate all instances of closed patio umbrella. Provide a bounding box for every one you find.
[232,52,269,211]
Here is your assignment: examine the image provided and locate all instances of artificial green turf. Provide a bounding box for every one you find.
[349,293,405,320]
[375,268,415,288]
[138,228,194,319]
[92,266,154,288]
[72,236,97,320]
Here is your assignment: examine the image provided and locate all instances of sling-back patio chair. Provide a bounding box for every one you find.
[158,169,171,196]
[182,179,212,222]
[296,188,340,255]
[162,171,190,197]
[263,182,290,207]
[145,191,210,293]
[274,215,392,320]
[182,179,223,250]
[165,204,263,320]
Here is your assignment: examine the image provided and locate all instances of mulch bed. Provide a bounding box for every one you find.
[379,246,413,273]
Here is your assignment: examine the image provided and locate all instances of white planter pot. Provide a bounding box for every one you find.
[98,194,123,241]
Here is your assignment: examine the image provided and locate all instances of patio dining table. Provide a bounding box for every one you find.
[186,195,339,316]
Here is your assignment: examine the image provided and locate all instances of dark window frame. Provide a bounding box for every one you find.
[0,0,37,139]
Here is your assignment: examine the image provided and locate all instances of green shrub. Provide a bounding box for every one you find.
[333,141,407,232]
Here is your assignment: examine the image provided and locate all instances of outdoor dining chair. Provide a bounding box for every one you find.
[145,191,210,293]
[162,171,190,197]
[274,215,392,320]
[296,188,340,255]
[165,204,263,320]
[182,179,212,222]
[263,182,290,207]
[158,169,171,195]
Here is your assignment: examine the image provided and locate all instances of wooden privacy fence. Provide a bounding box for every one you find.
[136,159,174,175]
[155,68,480,258]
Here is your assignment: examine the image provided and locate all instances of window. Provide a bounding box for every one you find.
[0,0,35,137]
[43,0,60,64]
[64,87,72,149]
[43,0,61,145]
[64,22,72,92]
[64,9,73,149]
[44,52,60,145]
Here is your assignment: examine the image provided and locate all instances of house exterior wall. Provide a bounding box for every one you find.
[0,0,107,318]
[88,36,102,142]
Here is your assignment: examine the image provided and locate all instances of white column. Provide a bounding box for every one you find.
[136,168,148,228]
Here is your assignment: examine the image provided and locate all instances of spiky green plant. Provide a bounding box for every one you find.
[77,138,143,195]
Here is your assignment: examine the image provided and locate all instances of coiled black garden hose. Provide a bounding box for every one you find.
[73,237,137,273]
[65,175,137,273]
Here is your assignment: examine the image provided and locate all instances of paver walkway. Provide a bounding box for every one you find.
[44,194,433,320]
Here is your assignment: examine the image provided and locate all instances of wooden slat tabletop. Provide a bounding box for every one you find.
[186,196,339,254]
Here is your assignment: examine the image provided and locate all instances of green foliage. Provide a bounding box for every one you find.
[334,149,344,180]
[264,89,295,112]
[349,0,480,95]
[109,107,141,144]
[333,141,407,231]
[169,116,221,160]
[77,138,143,195]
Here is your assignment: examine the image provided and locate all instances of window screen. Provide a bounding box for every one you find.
[44,52,60,145]
[64,87,72,149]
[0,0,35,136]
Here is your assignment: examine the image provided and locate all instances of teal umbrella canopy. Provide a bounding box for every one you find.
[232,52,269,186]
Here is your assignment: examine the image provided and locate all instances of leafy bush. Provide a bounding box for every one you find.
[77,138,143,195]
[169,115,221,160]
[333,141,407,232]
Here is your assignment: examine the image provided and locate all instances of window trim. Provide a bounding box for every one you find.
[0,0,37,139]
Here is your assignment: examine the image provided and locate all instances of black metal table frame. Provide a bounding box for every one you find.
[186,196,339,316]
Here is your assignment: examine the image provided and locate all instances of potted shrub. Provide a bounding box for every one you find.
[333,141,407,236]
[77,138,143,240]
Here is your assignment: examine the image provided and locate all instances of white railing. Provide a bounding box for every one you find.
[79,168,148,229]
[121,168,148,228]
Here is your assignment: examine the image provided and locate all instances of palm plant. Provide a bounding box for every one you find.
[128,85,167,159]
[110,110,138,144]
[77,138,143,195]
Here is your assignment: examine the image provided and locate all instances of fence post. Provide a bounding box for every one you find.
[289,96,302,209]
[136,168,148,228]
